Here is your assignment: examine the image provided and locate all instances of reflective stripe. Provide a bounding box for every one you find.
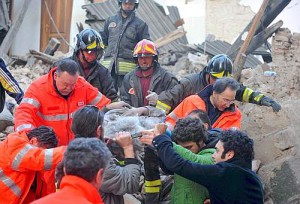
[12,144,34,171]
[145,179,162,186]
[145,186,160,193]
[21,98,40,108]
[101,60,111,69]
[168,112,178,122]
[44,149,54,170]
[156,100,171,114]
[89,92,103,105]
[242,88,254,102]
[118,61,136,73]
[37,111,68,122]
[16,124,35,132]
[0,168,22,197]
[254,93,264,103]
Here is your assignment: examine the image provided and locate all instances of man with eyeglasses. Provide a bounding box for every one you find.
[166,77,242,130]
[154,54,281,114]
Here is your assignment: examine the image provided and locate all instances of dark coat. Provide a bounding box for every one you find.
[153,135,264,204]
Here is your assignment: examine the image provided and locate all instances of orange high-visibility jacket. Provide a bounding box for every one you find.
[14,67,111,146]
[32,175,104,204]
[0,132,65,203]
[166,94,242,130]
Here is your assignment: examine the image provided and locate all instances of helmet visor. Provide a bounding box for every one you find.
[210,70,231,79]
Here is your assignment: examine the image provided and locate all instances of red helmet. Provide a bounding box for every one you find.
[133,39,158,59]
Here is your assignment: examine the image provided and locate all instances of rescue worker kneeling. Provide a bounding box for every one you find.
[0,126,65,203]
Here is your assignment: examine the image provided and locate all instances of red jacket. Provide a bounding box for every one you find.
[0,132,65,203]
[14,68,111,146]
[166,94,242,130]
[32,175,104,204]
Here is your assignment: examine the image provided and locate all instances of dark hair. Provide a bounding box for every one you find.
[64,138,111,182]
[27,126,58,148]
[71,105,104,139]
[187,109,212,129]
[172,117,207,144]
[219,129,254,162]
[55,58,79,76]
[212,77,240,94]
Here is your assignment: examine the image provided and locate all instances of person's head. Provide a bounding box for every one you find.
[133,39,158,71]
[210,77,239,111]
[63,138,111,190]
[75,29,104,66]
[212,129,254,164]
[27,126,58,148]
[187,109,212,130]
[72,105,105,140]
[53,58,79,96]
[118,0,139,17]
[204,54,233,85]
[171,117,207,153]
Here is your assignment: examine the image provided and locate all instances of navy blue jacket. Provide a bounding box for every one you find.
[153,135,264,204]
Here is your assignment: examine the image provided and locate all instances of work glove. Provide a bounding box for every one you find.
[145,91,158,106]
[260,96,281,112]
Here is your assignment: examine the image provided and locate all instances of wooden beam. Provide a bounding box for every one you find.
[0,0,32,58]
[246,20,283,55]
[43,38,61,56]
[29,49,58,64]
[233,0,270,81]
[227,0,291,60]
[154,27,187,48]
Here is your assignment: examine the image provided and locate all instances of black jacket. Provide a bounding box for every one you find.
[71,55,118,102]
[101,11,149,63]
[153,135,264,204]
[120,64,178,107]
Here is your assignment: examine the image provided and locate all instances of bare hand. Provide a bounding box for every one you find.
[123,107,149,116]
[145,91,158,106]
[203,199,211,204]
[140,130,155,145]
[115,131,133,149]
[106,101,131,110]
[154,123,167,136]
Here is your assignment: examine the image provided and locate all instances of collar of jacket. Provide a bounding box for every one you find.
[225,156,252,170]
[60,175,103,203]
[198,85,236,112]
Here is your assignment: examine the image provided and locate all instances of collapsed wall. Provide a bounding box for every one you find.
[239,28,300,204]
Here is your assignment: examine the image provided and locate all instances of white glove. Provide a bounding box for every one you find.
[145,91,158,106]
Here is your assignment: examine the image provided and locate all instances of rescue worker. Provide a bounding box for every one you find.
[0,57,23,112]
[71,28,118,102]
[0,126,65,203]
[32,138,111,204]
[121,39,179,107]
[166,77,242,130]
[70,105,141,204]
[151,127,264,204]
[101,0,150,91]
[14,58,129,146]
[155,54,281,114]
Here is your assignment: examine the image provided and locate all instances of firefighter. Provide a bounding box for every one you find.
[100,0,150,91]
[71,28,118,102]
[155,54,281,114]
[0,126,65,203]
[121,39,179,107]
